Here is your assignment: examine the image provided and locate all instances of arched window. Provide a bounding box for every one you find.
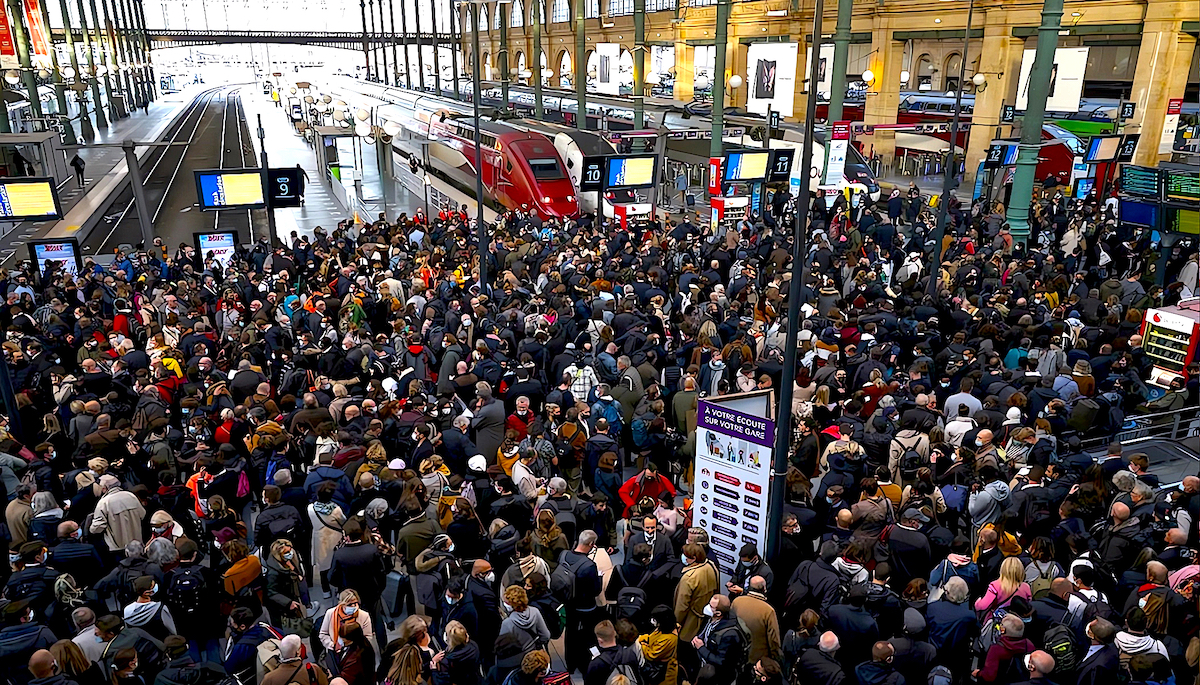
[510,0,524,27]
[551,0,568,22]
[916,54,934,91]
[585,0,598,18]
[493,3,503,29]
[558,50,572,87]
[943,53,962,92]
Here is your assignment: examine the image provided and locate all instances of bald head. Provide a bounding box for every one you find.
[819,631,840,653]
[1051,578,1073,598]
[1110,501,1130,523]
[748,576,767,594]
[1146,561,1168,585]
[27,650,54,678]
[471,559,492,577]
[977,429,993,446]
[872,641,894,662]
[1028,650,1055,676]
[1167,528,1188,546]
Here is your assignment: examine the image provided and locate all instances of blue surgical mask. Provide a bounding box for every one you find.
[681,555,692,566]
[342,605,358,616]
[740,559,753,568]
[283,551,295,561]
[445,595,457,605]
[150,583,158,596]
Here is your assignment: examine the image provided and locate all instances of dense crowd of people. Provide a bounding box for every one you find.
[0,175,1195,685]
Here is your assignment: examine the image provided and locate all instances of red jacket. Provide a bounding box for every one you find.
[617,473,676,518]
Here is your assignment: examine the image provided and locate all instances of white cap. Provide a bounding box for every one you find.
[468,455,487,472]
[387,458,406,470]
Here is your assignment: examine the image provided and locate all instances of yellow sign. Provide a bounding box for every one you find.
[0,180,59,218]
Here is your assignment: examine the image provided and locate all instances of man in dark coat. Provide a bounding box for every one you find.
[797,631,846,685]
[925,577,978,675]
[0,600,58,685]
[1076,618,1120,685]
[826,585,880,670]
[328,519,387,627]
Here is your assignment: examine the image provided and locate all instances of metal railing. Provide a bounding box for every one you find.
[1080,406,1200,451]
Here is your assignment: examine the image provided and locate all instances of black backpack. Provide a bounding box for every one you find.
[166,565,208,622]
[1043,622,1080,673]
[899,449,925,480]
[613,569,652,626]
[550,551,585,603]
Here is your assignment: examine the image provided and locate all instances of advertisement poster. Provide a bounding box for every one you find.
[694,399,775,582]
[746,42,798,117]
[1015,46,1088,113]
[195,170,266,209]
[595,43,621,96]
[804,43,835,100]
[1160,98,1183,155]
[22,0,50,60]
[28,239,81,275]
[0,5,15,63]
[195,232,238,268]
[822,120,851,188]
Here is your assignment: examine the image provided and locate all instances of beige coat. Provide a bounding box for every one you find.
[731,592,782,663]
[674,560,719,641]
[89,487,146,551]
[308,503,346,573]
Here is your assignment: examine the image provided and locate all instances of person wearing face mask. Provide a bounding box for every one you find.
[437,578,478,642]
[463,560,499,652]
[263,540,311,632]
[121,576,175,641]
[853,641,903,685]
[0,598,57,684]
[673,544,718,642]
[318,590,377,658]
[690,594,745,685]
[47,521,104,592]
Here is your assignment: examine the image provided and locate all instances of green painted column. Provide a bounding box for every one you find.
[58,0,93,140]
[826,0,852,122]
[7,0,45,126]
[498,3,508,106]
[99,0,131,112]
[710,0,729,157]
[1005,0,1063,248]
[39,0,76,143]
[80,0,111,125]
[113,0,145,108]
[449,3,460,98]
[632,0,644,128]
[531,0,542,117]
[574,0,585,129]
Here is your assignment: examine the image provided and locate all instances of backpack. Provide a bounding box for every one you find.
[539,500,578,547]
[713,619,753,679]
[598,650,642,685]
[1030,563,1056,599]
[1043,622,1080,673]
[549,551,581,603]
[899,449,924,480]
[614,569,652,625]
[631,416,652,450]
[1139,590,1170,635]
[254,624,287,684]
[928,665,953,685]
[166,565,208,622]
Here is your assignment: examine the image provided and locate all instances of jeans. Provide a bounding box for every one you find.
[188,638,222,666]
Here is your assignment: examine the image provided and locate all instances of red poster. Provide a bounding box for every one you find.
[22,0,50,59]
[0,6,16,57]
[708,156,723,196]
[832,120,851,141]
[1167,98,1183,116]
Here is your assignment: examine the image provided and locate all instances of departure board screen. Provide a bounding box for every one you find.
[1163,170,1200,204]
[195,169,266,210]
[723,151,771,182]
[0,178,62,220]
[1121,166,1160,198]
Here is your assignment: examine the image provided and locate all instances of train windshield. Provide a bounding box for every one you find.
[528,158,566,180]
[842,145,877,188]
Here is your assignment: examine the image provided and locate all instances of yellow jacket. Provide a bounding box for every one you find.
[638,630,679,685]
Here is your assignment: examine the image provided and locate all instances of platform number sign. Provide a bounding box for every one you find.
[268,167,303,208]
[1120,102,1136,121]
[1116,134,1140,163]
[767,149,796,183]
[769,110,780,130]
[1001,105,1016,124]
[984,144,1006,169]
[580,156,605,192]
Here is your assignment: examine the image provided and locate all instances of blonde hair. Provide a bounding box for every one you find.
[998,556,1025,598]
[444,620,469,650]
[338,589,361,606]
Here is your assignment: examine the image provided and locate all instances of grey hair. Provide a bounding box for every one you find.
[1131,482,1154,501]
[454,415,471,430]
[279,634,303,659]
[124,540,145,559]
[943,576,970,604]
[273,468,292,486]
[146,537,178,567]
[31,491,58,515]
[1111,470,1136,493]
[366,498,389,520]
[578,530,598,547]
[1000,614,1025,638]
[72,606,96,630]
[549,477,568,494]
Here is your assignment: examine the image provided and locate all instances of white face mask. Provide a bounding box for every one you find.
[703,604,715,617]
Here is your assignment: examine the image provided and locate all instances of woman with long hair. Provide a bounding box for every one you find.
[50,639,105,685]
[309,481,347,597]
[335,622,377,685]
[29,491,63,542]
[380,616,434,685]
[220,539,263,617]
[431,620,482,685]
[975,556,1031,612]
[321,589,379,668]
[781,609,820,682]
[531,510,568,573]
[264,538,309,629]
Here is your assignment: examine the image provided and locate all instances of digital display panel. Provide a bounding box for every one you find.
[723,151,771,182]
[28,239,81,275]
[1073,178,1095,200]
[1085,136,1120,163]
[767,149,796,183]
[1163,170,1200,204]
[604,155,657,189]
[0,178,62,220]
[1119,199,1157,228]
[1121,166,1160,198]
[195,169,266,210]
[194,231,239,268]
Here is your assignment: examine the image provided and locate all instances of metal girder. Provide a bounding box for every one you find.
[50,28,452,48]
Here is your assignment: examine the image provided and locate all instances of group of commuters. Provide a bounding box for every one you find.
[0,173,1194,685]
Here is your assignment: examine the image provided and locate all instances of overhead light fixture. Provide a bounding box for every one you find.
[900,69,910,82]
[934,18,942,23]
[765,8,787,16]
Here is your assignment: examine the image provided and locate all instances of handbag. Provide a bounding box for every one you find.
[280,613,314,638]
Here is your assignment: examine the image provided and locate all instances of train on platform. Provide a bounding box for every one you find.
[326,78,580,221]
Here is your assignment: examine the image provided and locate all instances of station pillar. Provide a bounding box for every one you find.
[962,25,1023,188]
[672,42,693,102]
[862,20,903,168]
[1128,10,1195,166]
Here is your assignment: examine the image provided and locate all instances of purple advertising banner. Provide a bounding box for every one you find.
[697,401,776,447]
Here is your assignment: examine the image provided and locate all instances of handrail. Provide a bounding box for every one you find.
[1080,406,1200,450]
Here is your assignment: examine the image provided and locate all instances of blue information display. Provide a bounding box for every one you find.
[1119,199,1158,228]
[603,155,657,189]
[195,169,266,210]
[724,151,771,182]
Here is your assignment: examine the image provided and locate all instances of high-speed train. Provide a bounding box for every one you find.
[327,78,579,220]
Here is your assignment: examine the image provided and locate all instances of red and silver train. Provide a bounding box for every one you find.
[325,78,579,220]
